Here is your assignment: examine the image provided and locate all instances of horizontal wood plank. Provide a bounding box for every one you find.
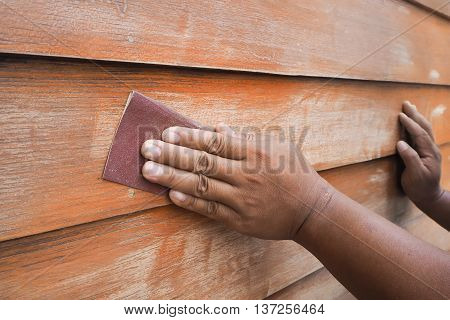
[2,144,449,300]
[0,0,449,84]
[1,55,449,241]
[0,153,415,299]
[268,267,354,300]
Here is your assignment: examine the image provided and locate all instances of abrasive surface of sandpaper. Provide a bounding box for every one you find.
[102,91,199,193]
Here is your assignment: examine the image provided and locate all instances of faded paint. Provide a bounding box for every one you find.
[431,104,447,118]
[429,69,440,81]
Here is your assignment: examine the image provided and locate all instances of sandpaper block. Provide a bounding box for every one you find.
[102,91,199,194]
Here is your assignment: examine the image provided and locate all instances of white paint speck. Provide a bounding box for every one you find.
[127,35,134,43]
[431,104,447,117]
[429,69,440,81]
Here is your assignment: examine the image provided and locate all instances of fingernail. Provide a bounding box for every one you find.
[163,128,180,144]
[142,162,163,178]
[142,141,161,159]
[397,140,408,152]
[403,101,416,110]
[171,190,187,202]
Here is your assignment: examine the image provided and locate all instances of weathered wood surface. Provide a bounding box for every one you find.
[1,55,449,241]
[268,267,355,300]
[0,150,433,299]
[407,0,450,18]
[1,0,449,84]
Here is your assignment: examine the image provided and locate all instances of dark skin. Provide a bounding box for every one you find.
[397,101,450,230]
[141,102,450,299]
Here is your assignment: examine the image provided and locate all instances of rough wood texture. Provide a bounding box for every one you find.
[0,153,423,299]
[1,55,449,241]
[268,267,355,300]
[407,0,450,18]
[1,0,449,84]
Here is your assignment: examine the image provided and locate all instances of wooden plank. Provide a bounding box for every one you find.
[1,55,449,241]
[2,147,449,300]
[267,267,354,300]
[407,0,450,18]
[0,0,449,84]
[0,154,413,299]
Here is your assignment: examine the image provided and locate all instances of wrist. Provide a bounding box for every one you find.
[293,178,337,244]
[414,185,444,213]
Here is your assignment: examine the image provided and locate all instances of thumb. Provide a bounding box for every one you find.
[397,140,422,169]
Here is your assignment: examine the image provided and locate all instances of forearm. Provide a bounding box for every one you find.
[295,185,450,299]
[415,189,450,231]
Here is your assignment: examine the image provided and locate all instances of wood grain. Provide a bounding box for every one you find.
[0,154,416,299]
[1,55,449,241]
[0,0,449,84]
[268,267,355,300]
[407,0,450,18]
[2,147,449,299]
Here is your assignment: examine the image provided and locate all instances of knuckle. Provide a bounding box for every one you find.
[434,148,442,161]
[165,168,177,186]
[206,201,219,216]
[194,151,216,175]
[185,196,197,209]
[196,174,210,196]
[206,133,225,155]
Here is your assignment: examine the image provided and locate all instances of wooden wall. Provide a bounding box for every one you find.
[0,0,449,299]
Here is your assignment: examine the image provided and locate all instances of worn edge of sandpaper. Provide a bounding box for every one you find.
[101,91,135,180]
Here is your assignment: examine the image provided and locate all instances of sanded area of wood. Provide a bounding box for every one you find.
[2,147,447,299]
[1,55,449,241]
[0,0,449,84]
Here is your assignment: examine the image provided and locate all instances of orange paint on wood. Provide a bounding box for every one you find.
[0,0,449,84]
[0,150,438,299]
[2,150,450,299]
[1,56,449,241]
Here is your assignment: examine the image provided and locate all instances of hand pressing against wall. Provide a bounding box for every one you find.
[141,122,450,299]
[397,101,450,230]
[141,124,332,240]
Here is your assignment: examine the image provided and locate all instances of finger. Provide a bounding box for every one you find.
[397,140,423,169]
[169,190,239,225]
[162,127,246,160]
[142,161,237,204]
[402,101,434,140]
[141,139,240,184]
[398,112,436,157]
[215,123,236,136]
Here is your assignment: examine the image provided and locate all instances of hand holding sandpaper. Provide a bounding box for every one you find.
[103,94,449,299]
[102,91,199,194]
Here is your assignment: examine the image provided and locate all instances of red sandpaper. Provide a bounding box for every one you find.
[102,91,199,194]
